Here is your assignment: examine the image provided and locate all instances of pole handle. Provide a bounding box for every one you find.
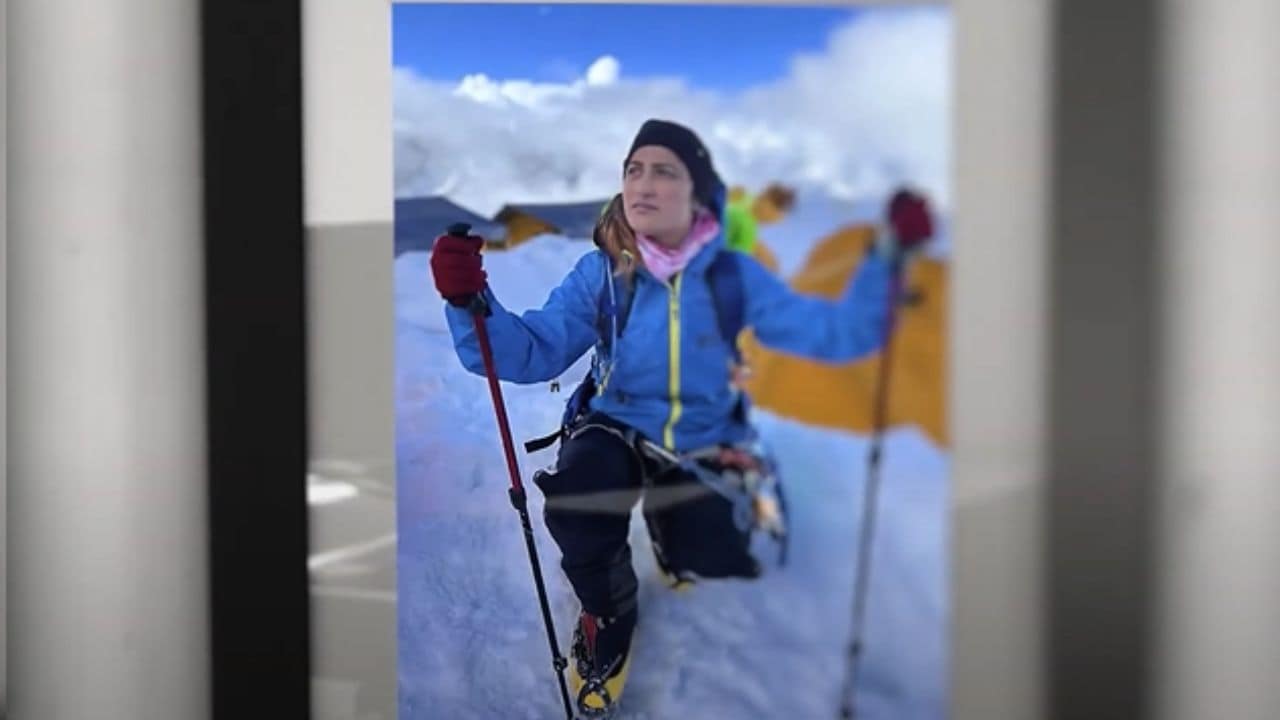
[444,221,490,316]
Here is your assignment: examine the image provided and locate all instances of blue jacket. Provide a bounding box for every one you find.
[445,229,894,453]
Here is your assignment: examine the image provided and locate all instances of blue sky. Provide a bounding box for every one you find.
[393,3,862,92]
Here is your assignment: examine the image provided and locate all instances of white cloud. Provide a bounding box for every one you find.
[394,8,950,218]
[585,55,621,87]
[452,73,582,108]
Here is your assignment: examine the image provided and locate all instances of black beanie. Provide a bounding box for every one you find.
[624,119,724,212]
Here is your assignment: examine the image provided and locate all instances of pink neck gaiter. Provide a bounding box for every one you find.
[635,209,720,284]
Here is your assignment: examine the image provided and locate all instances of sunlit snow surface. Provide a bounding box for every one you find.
[396,209,948,719]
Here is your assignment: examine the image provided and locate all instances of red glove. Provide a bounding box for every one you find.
[430,232,487,307]
[886,189,934,255]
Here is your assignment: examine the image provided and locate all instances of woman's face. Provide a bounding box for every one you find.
[622,145,695,247]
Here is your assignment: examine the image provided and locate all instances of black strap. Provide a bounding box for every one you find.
[524,431,562,454]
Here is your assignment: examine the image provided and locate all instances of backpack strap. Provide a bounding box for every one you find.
[526,254,621,455]
[523,367,597,454]
[595,271,637,357]
[706,250,746,364]
[706,250,752,424]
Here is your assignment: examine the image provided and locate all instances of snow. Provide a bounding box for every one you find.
[396,225,949,718]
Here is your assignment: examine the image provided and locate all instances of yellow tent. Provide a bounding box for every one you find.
[492,210,555,248]
[493,200,610,248]
[741,227,948,447]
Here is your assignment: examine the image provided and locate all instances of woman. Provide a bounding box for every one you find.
[430,118,933,716]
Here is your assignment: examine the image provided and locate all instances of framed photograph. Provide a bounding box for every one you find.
[389,4,951,718]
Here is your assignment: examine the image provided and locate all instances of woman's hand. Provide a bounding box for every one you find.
[430,231,487,306]
[881,188,935,260]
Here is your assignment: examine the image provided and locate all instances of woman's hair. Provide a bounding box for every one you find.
[593,193,642,284]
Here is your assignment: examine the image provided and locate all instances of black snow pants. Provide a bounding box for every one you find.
[532,412,761,618]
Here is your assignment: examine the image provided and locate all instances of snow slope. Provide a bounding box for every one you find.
[396,222,949,719]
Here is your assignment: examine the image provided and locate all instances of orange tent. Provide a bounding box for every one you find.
[741,227,948,447]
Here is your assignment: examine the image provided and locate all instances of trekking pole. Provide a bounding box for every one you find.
[448,223,574,719]
[838,253,907,719]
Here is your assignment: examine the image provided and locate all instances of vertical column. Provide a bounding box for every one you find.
[1151,1,1280,718]
[7,0,209,718]
[950,0,1052,717]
